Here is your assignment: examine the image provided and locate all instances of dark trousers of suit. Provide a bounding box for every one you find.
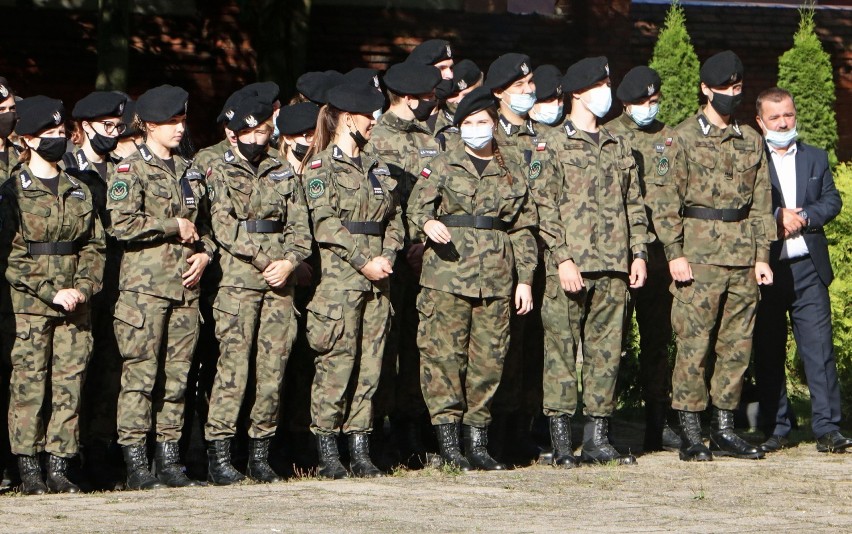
[754,255,841,438]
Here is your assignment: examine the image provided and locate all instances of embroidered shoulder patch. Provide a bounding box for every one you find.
[528,160,542,180]
[307,178,325,199]
[109,180,129,201]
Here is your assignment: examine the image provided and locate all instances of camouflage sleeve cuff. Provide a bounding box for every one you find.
[756,248,770,264]
[516,268,535,287]
[381,248,396,265]
[77,284,93,302]
[349,253,369,272]
[631,244,648,256]
[36,282,57,306]
[163,218,180,238]
[252,250,273,272]
[552,246,573,266]
[664,243,684,263]
[282,251,302,269]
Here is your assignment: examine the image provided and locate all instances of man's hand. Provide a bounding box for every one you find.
[53,288,84,312]
[629,258,648,289]
[182,253,210,288]
[515,283,533,315]
[755,261,773,286]
[424,220,452,244]
[263,259,295,288]
[176,218,199,244]
[669,257,693,283]
[776,208,806,239]
[558,259,584,293]
[360,257,393,281]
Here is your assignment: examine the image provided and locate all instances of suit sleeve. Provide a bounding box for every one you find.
[805,149,842,227]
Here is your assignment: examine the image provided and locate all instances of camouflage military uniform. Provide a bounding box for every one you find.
[0,143,20,181]
[106,143,215,447]
[407,143,538,427]
[606,111,683,405]
[533,120,649,418]
[204,148,311,441]
[369,111,441,430]
[645,112,773,412]
[303,144,404,436]
[0,165,106,457]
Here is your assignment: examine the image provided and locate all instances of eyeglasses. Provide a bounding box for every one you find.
[97,120,127,136]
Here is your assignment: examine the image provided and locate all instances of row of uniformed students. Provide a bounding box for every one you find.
[0,41,799,494]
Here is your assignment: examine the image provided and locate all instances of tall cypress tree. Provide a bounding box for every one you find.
[778,4,838,166]
[649,0,700,126]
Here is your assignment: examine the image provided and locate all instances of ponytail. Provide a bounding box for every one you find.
[492,142,514,186]
[304,104,342,163]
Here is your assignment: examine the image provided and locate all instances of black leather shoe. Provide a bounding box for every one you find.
[348,433,383,478]
[816,430,852,453]
[17,455,47,495]
[155,441,200,487]
[246,439,283,483]
[122,444,166,490]
[758,435,789,453]
[206,439,246,485]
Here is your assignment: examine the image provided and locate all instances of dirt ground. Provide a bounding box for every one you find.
[1,422,850,533]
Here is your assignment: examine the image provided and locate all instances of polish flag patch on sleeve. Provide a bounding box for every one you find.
[536,142,547,151]
[310,159,322,170]
[420,167,432,179]
[117,164,131,173]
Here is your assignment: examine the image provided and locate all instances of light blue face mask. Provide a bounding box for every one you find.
[581,85,612,118]
[273,121,280,138]
[460,124,494,150]
[373,108,383,121]
[531,102,564,125]
[765,126,798,149]
[508,92,536,115]
[629,103,659,127]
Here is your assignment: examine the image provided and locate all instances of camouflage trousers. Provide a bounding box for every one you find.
[6,311,92,457]
[114,291,200,446]
[634,246,674,404]
[205,286,297,441]
[417,288,510,427]
[542,273,629,418]
[307,290,390,435]
[671,264,758,412]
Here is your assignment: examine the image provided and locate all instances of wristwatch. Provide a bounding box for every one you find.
[633,251,648,261]
[799,209,809,227]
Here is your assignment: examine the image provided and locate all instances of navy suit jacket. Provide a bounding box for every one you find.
[765,141,842,286]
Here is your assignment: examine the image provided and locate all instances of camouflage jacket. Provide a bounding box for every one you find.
[434,107,461,151]
[0,165,106,316]
[61,146,120,232]
[193,139,232,178]
[533,120,649,275]
[208,149,311,290]
[648,111,774,266]
[106,143,215,300]
[0,143,21,182]
[302,144,404,293]
[407,143,538,298]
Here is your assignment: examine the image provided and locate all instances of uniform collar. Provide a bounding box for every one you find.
[498,114,537,138]
[696,112,743,140]
[137,143,187,177]
[381,111,432,135]
[18,164,81,197]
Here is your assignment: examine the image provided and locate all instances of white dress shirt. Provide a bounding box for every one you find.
[768,142,809,259]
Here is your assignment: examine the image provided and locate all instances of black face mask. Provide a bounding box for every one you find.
[434,79,454,101]
[349,128,368,149]
[291,142,310,161]
[709,91,742,117]
[0,112,16,139]
[89,132,119,156]
[237,140,267,163]
[410,98,438,122]
[33,137,66,163]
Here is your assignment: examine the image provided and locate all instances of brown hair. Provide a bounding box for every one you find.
[304,104,343,162]
[756,87,795,116]
[476,106,514,186]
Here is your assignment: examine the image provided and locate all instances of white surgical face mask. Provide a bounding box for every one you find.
[530,102,564,125]
[628,103,659,127]
[582,85,612,118]
[372,108,383,121]
[764,126,798,149]
[507,92,536,115]
[460,124,493,150]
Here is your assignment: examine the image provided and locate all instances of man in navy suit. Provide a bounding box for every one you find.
[753,87,850,453]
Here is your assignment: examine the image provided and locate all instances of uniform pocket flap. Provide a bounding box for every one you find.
[114,298,145,328]
[306,294,343,320]
[212,293,241,316]
[446,177,476,197]
[19,203,51,217]
[415,292,436,317]
[148,184,173,199]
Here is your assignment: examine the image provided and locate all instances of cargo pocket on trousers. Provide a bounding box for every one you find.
[415,291,435,321]
[305,294,343,353]
[113,294,145,329]
[670,280,696,305]
[212,292,241,338]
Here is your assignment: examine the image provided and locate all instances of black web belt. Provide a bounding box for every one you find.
[342,221,383,236]
[682,206,750,222]
[28,241,79,256]
[240,220,284,233]
[439,215,508,231]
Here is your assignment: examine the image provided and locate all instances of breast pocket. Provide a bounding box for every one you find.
[64,199,94,238]
[444,176,476,212]
[687,147,717,171]
[146,182,174,215]
[226,179,254,219]
[735,150,761,189]
[18,202,52,242]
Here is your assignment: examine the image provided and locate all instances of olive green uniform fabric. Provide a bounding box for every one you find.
[204,150,311,441]
[0,165,105,457]
[645,112,774,412]
[534,120,649,417]
[303,145,404,435]
[408,144,538,426]
[106,144,215,446]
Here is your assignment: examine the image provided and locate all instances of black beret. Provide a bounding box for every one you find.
[562,56,610,94]
[217,89,248,124]
[327,82,386,114]
[296,70,344,104]
[227,95,273,132]
[72,91,127,120]
[242,81,280,105]
[406,39,453,66]
[533,64,563,101]
[136,85,188,123]
[453,86,496,126]
[276,102,320,136]
[118,98,139,138]
[436,59,482,100]
[15,95,65,136]
[616,66,661,103]
[343,68,382,92]
[0,77,13,100]
[383,62,441,95]
[700,50,743,87]
[485,53,532,90]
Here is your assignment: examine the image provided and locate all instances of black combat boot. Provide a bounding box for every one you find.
[580,416,637,465]
[206,439,245,485]
[154,441,200,487]
[17,455,47,495]
[462,425,506,471]
[644,402,683,452]
[548,415,579,468]
[122,443,165,490]
[46,454,80,493]
[677,410,712,462]
[709,407,764,460]
[348,433,383,478]
[434,423,471,471]
[316,434,348,480]
[246,439,282,483]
